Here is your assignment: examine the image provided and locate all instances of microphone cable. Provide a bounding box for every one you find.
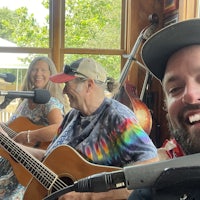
[43,171,126,200]
[43,184,74,200]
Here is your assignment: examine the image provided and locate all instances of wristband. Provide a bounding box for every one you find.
[27,130,31,143]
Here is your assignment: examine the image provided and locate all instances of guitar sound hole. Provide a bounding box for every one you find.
[51,176,74,195]
[60,176,74,186]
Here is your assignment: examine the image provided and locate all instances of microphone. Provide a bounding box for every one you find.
[43,153,200,200]
[75,153,200,191]
[0,89,50,104]
[0,73,16,83]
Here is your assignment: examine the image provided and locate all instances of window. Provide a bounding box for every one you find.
[0,0,126,116]
[0,0,49,47]
[63,0,124,79]
[64,1,122,49]
[0,0,125,81]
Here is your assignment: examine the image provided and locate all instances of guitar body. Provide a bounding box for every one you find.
[23,145,121,200]
[0,117,50,186]
[8,116,44,132]
[125,83,152,135]
[0,148,32,187]
[8,116,50,149]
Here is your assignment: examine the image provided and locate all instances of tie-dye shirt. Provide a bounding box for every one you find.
[46,98,157,167]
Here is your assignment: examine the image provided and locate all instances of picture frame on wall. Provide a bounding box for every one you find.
[163,0,179,14]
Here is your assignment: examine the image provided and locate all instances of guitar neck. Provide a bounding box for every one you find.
[0,132,58,190]
[1,123,17,138]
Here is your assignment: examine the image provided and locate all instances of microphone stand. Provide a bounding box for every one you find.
[0,97,14,109]
[114,13,159,101]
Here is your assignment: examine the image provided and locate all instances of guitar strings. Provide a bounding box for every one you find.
[0,133,55,187]
[0,133,68,191]
[0,123,16,138]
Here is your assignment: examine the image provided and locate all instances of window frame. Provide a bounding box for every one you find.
[0,0,127,73]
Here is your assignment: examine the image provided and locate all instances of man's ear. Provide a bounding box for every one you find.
[86,78,95,91]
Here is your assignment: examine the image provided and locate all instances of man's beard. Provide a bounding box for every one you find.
[166,103,200,155]
[169,121,200,155]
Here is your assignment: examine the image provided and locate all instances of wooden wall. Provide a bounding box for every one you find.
[122,0,166,147]
[125,0,199,147]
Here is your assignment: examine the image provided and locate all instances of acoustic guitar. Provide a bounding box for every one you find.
[0,132,121,200]
[1,116,50,150]
[0,116,51,186]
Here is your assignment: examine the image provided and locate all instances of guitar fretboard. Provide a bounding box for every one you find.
[1,122,16,138]
[0,132,66,191]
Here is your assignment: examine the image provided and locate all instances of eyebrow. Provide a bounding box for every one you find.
[163,76,182,93]
[164,75,180,86]
[167,76,179,83]
[164,66,200,84]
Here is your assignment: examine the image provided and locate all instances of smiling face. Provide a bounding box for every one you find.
[30,60,51,89]
[163,45,200,154]
[63,78,88,110]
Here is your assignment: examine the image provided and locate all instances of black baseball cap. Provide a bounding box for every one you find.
[141,18,200,81]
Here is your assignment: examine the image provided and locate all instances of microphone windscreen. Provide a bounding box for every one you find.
[33,89,51,104]
[5,73,16,83]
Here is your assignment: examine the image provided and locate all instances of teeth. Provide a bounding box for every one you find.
[189,114,200,123]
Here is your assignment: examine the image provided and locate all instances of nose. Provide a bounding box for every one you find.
[182,81,200,104]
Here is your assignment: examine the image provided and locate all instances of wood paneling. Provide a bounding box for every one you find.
[125,0,166,147]
[126,0,199,147]
[179,0,199,20]
[50,0,65,72]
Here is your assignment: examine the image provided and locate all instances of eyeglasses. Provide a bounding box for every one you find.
[64,64,88,78]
